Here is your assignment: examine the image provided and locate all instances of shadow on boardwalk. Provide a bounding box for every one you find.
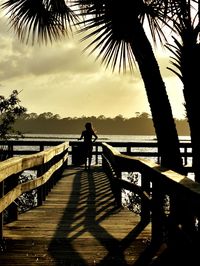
[48,167,151,265]
[1,166,195,265]
[47,167,199,266]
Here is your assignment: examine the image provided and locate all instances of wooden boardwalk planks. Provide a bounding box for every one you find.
[0,166,152,265]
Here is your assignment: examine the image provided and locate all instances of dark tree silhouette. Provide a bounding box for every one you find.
[166,1,200,181]
[0,90,27,140]
[0,90,27,161]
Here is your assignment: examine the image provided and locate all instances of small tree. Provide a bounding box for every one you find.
[0,90,27,160]
[0,90,27,140]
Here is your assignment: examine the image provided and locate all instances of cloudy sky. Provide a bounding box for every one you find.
[0,13,186,119]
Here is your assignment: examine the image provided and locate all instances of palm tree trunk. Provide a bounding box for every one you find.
[182,44,200,181]
[185,98,200,182]
[130,20,184,173]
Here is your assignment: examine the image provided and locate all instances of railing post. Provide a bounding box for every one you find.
[115,169,122,207]
[184,147,187,165]
[37,164,45,206]
[140,173,151,224]
[95,144,98,165]
[39,144,44,151]
[6,174,19,223]
[168,195,196,251]
[63,148,69,169]
[114,156,122,207]
[8,143,14,158]
[151,178,165,246]
[127,145,131,155]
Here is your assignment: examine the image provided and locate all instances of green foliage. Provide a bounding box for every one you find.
[17,171,37,214]
[122,172,141,214]
[0,90,27,140]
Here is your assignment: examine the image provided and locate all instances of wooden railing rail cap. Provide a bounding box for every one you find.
[103,142,200,198]
[116,152,200,191]
[43,142,69,163]
[0,153,68,213]
[21,153,44,169]
[0,142,69,182]
[102,142,121,156]
[0,157,22,182]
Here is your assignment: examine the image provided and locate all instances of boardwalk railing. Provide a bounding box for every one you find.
[102,142,200,252]
[0,139,193,167]
[0,140,196,248]
[0,142,69,240]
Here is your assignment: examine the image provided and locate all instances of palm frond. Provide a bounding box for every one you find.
[167,66,183,81]
[74,0,183,73]
[1,0,78,44]
[79,18,136,73]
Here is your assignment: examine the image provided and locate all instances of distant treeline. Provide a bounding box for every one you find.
[14,112,190,136]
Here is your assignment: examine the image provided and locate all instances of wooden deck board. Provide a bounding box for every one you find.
[0,166,153,265]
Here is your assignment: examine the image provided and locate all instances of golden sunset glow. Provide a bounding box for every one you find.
[0,15,185,119]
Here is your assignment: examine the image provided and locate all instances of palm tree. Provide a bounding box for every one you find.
[1,0,184,172]
[166,0,200,181]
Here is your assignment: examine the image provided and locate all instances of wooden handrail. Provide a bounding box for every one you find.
[0,142,69,182]
[102,142,200,250]
[0,142,69,239]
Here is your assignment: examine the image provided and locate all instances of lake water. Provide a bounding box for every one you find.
[20,134,191,163]
[17,133,191,166]
[22,133,191,142]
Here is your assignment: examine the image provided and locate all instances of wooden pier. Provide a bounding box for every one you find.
[0,140,200,265]
[0,166,153,265]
